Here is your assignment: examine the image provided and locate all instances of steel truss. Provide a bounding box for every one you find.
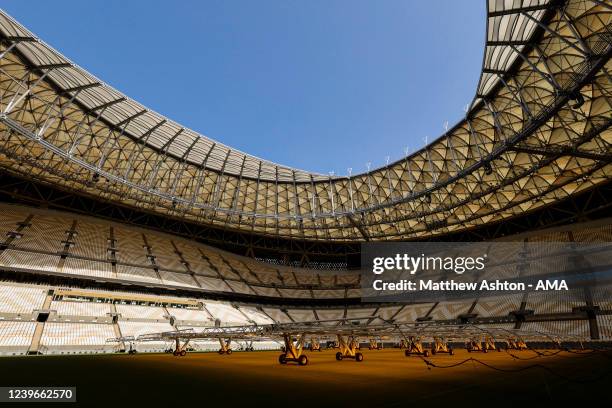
[107,318,587,364]
[0,0,609,242]
[138,319,583,344]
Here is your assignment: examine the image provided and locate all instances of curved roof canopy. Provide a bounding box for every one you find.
[0,0,610,241]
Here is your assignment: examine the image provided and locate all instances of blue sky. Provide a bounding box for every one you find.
[2,1,485,175]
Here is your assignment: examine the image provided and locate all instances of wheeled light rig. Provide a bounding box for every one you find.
[404,337,430,357]
[335,335,364,362]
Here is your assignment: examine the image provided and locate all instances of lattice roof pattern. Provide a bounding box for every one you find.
[0,0,610,241]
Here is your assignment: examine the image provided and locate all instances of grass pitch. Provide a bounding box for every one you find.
[0,348,609,407]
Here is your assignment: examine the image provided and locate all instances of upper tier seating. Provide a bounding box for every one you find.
[0,204,360,299]
[2,204,609,302]
[0,283,46,314]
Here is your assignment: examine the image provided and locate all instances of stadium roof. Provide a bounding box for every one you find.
[0,0,610,241]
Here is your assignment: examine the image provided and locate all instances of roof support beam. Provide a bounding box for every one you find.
[121,119,167,179]
[486,40,531,46]
[34,62,71,70]
[115,109,147,127]
[521,10,591,57]
[2,36,36,42]
[590,0,612,10]
[188,145,215,209]
[90,97,126,112]
[488,4,552,17]
[63,82,101,93]
[346,214,370,241]
[508,145,612,162]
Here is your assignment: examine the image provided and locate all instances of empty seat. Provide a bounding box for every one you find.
[51,301,111,317]
[0,249,60,272]
[41,323,115,347]
[167,308,211,322]
[204,302,250,325]
[0,321,36,349]
[0,284,46,313]
[116,304,166,320]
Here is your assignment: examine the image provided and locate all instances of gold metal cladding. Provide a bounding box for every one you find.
[0,0,610,240]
